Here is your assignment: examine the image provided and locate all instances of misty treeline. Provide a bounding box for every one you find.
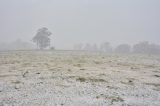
[74,41,160,55]
[0,39,35,50]
[0,39,160,55]
[0,27,53,51]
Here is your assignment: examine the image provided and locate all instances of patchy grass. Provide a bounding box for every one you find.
[74,64,82,67]
[0,74,19,78]
[67,69,71,72]
[108,96,124,104]
[11,80,21,84]
[153,75,160,78]
[96,94,124,104]
[89,78,106,82]
[79,68,85,70]
[145,83,160,87]
[22,71,29,78]
[76,77,107,83]
[0,51,160,105]
[76,77,86,82]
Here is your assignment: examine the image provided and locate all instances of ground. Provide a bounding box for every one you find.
[0,50,160,106]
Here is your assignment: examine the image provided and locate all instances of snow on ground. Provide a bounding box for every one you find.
[0,50,160,106]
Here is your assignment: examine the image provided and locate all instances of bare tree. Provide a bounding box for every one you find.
[73,43,83,50]
[84,43,92,51]
[32,27,52,49]
[92,43,98,51]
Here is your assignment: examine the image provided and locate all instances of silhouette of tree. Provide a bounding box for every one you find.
[115,44,131,54]
[100,42,112,53]
[133,41,160,55]
[133,41,150,54]
[92,43,98,51]
[149,44,160,54]
[32,27,52,49]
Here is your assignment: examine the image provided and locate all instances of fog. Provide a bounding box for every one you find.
[0,0,160,49]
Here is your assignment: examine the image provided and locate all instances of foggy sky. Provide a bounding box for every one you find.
[0,0,160,49]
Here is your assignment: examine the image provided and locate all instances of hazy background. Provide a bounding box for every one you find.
[0,0,160,49]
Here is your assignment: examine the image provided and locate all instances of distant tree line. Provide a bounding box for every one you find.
[73,41,160,55]
[0,39,35,51]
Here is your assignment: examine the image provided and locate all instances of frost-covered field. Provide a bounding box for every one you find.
[0,50,160,106]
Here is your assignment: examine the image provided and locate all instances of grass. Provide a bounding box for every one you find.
[153,75,160,77]
[0,74,19,78]
[76,77,86,82]
[11,80,21,84]
[79,68,85,70]
[95,94,124,104]
[145,83,160,87]
[108,96,124,104]
[76,77,107,83]
[67,69,71,71]
[74,64,82,67]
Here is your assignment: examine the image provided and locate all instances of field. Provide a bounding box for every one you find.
[0,50,160,106]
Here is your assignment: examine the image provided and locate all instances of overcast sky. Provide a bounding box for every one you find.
[0,0,160,49]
